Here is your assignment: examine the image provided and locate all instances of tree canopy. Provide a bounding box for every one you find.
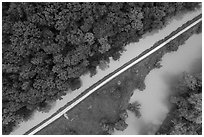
[156,72,202,135]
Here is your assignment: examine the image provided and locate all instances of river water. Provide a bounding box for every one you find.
[114,33,202,135]
[11,9,201,134]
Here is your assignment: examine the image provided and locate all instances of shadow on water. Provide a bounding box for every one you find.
[19,100,57,123]
[190,57,202,74]
[37,101,57,114]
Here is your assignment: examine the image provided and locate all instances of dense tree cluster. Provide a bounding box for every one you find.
[100,110,128,134]
[156,72,202,135]
[2,2,200,134]
[99,118,114,134]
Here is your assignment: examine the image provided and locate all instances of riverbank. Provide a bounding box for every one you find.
[116,32,202,135]
[33,15,202,134]
[155,72,202,135]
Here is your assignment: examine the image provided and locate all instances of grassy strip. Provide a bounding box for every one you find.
[25,14,201,135]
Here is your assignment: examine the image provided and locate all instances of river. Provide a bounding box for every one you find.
[10,9,201,135]
[114,33,202,135]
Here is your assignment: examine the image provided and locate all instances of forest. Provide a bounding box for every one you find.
[2,2,201,134]
[156,72,202,135]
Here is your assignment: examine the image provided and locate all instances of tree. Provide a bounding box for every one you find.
[98,37,111,54]
[114,120,128,131]
[157,72,202,135]
[129,7,144,31]
[84,32,95,45]
[119,110,128,121]
[100,118,114,134]
[127,101,141,118]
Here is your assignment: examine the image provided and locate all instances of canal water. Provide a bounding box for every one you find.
[10,9,201,134]
[114,33,202,135]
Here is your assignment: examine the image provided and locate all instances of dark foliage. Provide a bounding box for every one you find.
[99,118,114,134]
[156,72,202,135]
[2,2,200,134]
[128,101,141,118]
